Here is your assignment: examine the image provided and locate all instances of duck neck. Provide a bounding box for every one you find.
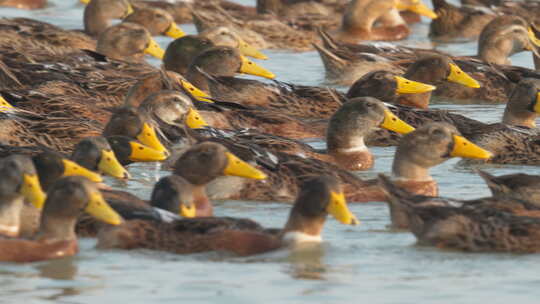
[193,185,213,217]
[478,39,514,65]
[0,196,23,238]
[391,154,433,181]
[37,215,77,241]
[327,136,374,171]
[280,212,325,244]
[502,107,537,128]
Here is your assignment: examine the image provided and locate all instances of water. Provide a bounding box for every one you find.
[2,0,540,303]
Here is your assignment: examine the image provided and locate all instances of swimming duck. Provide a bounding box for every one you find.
[0,176,122,262]
[97,175,358,256]
[378,171,540,230]
[429,0,496,41]
[203,67,436,119]
[0,155,46,237]
[330,0,438,44]
[377,173,540,252]
[366,122,491,200]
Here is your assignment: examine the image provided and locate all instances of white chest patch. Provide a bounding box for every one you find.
[337,137,367,153]
[0,223,19,235]
[282,231,322,245]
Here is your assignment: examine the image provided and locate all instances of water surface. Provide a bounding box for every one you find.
[2,1,540,303]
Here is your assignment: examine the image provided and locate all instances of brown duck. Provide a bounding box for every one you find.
[97,175,358,256]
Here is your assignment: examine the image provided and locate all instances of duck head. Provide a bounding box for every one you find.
[392,123,492,181]
[96,22,165,61]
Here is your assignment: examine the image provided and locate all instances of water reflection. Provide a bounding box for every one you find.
[35,257,78,280]
[285,243,327,280]
[35,258,82,301]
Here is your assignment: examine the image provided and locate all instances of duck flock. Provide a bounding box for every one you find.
[1,0,540,265]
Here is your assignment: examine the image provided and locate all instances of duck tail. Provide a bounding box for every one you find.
[312,43,346,78]
[317,27,338,50]
[475,169,508,197]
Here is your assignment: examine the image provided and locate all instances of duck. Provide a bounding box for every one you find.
[429,0,497,41]
[97,175,359,256]
[329,0,438,44]
[76,141,268,236]
[455,77,540,165]
[378,171,540,229]
[377,173,540,252]
[0,155,47,237]
[316,15,540,102]
[202,66,436,119]
[0,176,122,263]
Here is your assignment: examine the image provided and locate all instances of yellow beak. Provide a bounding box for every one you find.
[185,107,209,129]
[451,135,492,159]
[165,23,186,39]
[528,27,540,48]
[179,80,213,103]
[396,0,438,19]
[180,201,196,218]
[447,63,480,88]
[0,96,14,112]
[125,3,134,17]
[394,76,436,94]
[533,92,540,114]
[128,141,168,162]
[380,109,416,134]
[80,0,90,4]
[20,174,47,209]
[144,38,165,60]
[98,149,131,179]
[326,191,359,225]
[85,191,123,225]
[62,159,103,183]
[238,38,268,60]
[239,56,275,79]
[223,152,267,180]
[136,123,170,156]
